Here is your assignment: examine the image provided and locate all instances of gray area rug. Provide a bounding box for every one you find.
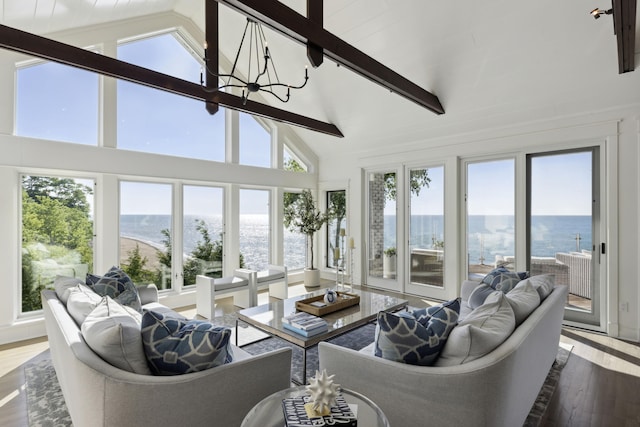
[24,330,572,427]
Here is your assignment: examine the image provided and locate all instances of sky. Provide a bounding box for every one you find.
[16,32,594,218]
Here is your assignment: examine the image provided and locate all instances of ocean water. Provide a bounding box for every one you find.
[120,214,593,272]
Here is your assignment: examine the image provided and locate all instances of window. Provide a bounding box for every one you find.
[466,159,515,279]
[239,189,270,270]
[283,191,307,271]
[119,181,172,289]
[183,185,224,286]
[117,33,225,161]
[16,61,99,145]
[326,190,346,268]
[409,166,444,287]
[21,175,94,313]
[239,113,271,168]
[368,171,397,279]
[284,146,308,172]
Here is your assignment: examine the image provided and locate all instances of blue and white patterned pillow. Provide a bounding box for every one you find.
[375,298,460,366]
[481,266,529,294]
[87,266,142,313]
[141,310,233,375]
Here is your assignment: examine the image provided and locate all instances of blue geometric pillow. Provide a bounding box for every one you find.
[87,266,142,313]
[141,310,233,375]
[481,266,529,294]
[375,298,460,366]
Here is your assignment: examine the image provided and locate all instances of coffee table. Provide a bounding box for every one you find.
[241,385,390,427]
[236,288,408,384]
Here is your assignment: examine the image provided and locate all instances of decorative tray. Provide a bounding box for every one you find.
[295,292,360,316]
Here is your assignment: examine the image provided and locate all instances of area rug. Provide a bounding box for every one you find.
[25,338,572,427]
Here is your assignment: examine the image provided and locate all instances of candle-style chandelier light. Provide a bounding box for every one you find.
[201,18,309,105]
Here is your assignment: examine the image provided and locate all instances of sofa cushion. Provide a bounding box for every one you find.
[141,310,233,375]
[467,283,496,309]
[81,296,152,375]
[54,275,85,305]
[481,266,529,293]
[524,274,555,300]
[435,292,515,366]
[374,298,460,366]
[66,284,103,326]
[504,279,541,325]
[87,266,142,313]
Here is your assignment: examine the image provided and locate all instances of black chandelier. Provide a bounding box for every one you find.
[201,18,309,104]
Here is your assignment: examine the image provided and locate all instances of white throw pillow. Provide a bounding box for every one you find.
[435,292,515,366]
[66,284,102,326]
[54,275,85,305]
[81,296,151,375]
[504,279,541,325]
[524,274,555,300]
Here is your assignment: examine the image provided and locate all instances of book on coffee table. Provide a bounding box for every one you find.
[282,321,328,337]
[282,393,357,426]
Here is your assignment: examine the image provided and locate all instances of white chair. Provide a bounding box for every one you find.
[235,265,288,306]
[195,269,254,318]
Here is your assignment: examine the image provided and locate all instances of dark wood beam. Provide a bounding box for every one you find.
[215,0,445,115]
[0,24,343,137]
[204,0,219,115]
[306,0,324,67]
[612,0,637,73]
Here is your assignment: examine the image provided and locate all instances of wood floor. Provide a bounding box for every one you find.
[1,285,639,426]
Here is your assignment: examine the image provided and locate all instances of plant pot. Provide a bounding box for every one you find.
[304,268,321,288]
[383,254,396,279]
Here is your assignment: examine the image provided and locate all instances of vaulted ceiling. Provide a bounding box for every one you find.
[2,0,639,161]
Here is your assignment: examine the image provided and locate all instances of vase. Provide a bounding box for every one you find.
[304,268,321,287]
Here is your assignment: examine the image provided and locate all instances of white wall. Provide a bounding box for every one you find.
[320,106,640,342]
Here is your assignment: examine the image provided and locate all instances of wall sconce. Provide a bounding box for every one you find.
[590,8,613,19]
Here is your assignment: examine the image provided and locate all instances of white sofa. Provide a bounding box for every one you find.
[319,281,568,427]
[42,285,292,427]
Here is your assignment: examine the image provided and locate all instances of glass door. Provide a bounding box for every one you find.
[527,148,601,326]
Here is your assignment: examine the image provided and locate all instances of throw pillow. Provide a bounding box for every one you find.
[66,284,103,326]
[81,296,152,375]
[503,279,541,325]
[467,283,496,309]
[481,266,529,293]
[375,298,460,366]
[435,292,515,366]
[54,275,85,305]
[524,274,556,300]
[141,310,233,375]
[87,266,142,313]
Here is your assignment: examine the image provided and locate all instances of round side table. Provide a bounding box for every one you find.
[241,385,390,427]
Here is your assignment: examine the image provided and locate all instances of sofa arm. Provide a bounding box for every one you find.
[136,284,159,305]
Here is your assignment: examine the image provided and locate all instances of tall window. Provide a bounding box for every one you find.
[117,33,225,161]
[466,159,515,279]
[239,189,270,270]
[239,113,271,168]
[283,191,306,271]
[16,61,99,145]
[326,190,346,269]
[368,171,397,279]
[409,166,444,287]
[183,186,224,286]
[21,175,94,313]
[119,182,172,289]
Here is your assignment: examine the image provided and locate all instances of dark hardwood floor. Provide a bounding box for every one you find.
[1,283,639,426]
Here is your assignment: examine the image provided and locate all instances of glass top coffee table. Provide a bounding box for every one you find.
[236,288,408,384]
[241,385,390,427]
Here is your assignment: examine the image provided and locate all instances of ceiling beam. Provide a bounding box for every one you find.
[0,24,343,137]
[214,0,445,115]
[204,0,219,115]
[612,0,637,73]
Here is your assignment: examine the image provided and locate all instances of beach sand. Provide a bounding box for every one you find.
[120,237,162,270]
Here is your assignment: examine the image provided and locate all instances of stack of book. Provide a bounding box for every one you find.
[282,312,328,337]
[282,393,357,426]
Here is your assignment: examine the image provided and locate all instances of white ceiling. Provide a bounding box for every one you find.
[2,0,640,160]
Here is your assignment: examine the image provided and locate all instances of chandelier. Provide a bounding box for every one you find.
[201,18,309,104]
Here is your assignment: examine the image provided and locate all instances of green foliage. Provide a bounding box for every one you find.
[283,189,331,269]
[120,244,156,284]
[328,191,346,258]
[384,169,431,201]
[21,252,44,312]
[23,176,92,214]
[284,158,306,173]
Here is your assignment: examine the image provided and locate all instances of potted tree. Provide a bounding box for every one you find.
[284,189,331,287]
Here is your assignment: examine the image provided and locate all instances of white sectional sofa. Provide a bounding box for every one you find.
[319,280,568,427]
[42,284,292,427]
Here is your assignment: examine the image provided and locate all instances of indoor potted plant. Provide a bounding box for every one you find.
[284,189,331,287]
